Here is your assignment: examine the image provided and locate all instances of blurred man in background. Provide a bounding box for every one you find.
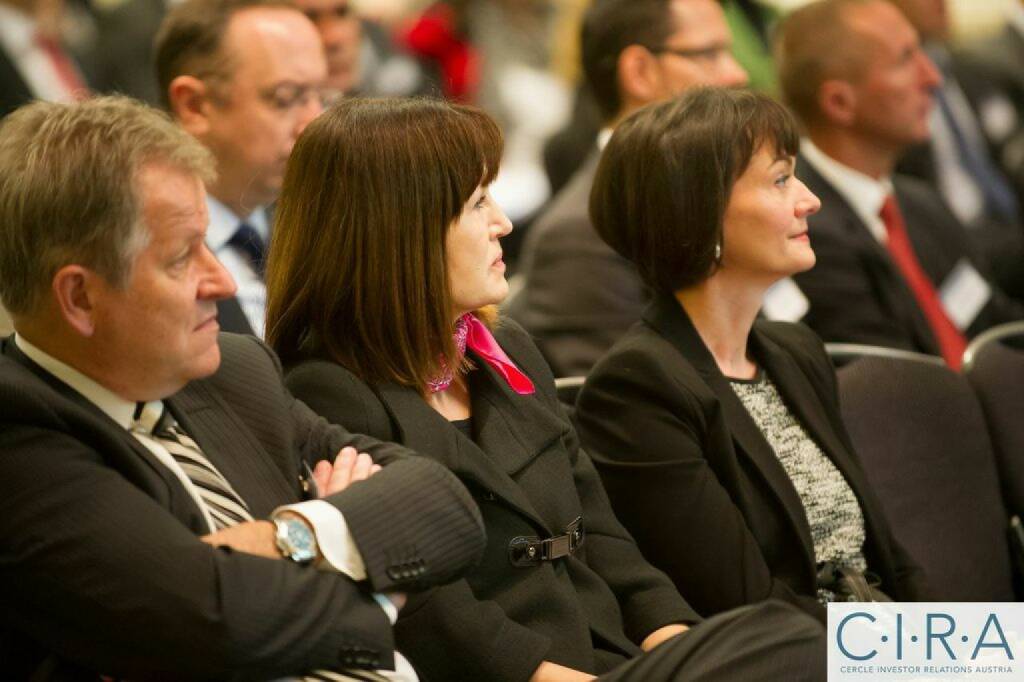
[511,0,747,377]
[777,0,1023,368]
[156,0,327,337]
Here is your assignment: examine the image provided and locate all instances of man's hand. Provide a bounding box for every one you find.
[200,520,279,559]
[529,662,596,682]
[313,446,382,497]
[640,623,689,652]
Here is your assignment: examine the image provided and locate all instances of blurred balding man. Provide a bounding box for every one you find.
[776,0,1023,368]
[156,0,327,337]
[511,0,748,377]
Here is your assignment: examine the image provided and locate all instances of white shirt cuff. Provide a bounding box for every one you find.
[273,499,366,581]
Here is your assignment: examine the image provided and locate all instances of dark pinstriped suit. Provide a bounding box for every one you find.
[0,332,485,681]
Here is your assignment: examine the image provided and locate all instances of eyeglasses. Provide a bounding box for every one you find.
[258,83,342,112]
[303,4,353,23]
[647,44,734,65]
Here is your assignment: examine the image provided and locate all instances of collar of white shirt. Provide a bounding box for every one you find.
[800,138,894,244]
[204,195,269,252]
[13,333,147,429]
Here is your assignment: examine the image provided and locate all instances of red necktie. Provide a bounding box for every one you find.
[879,194,966,369]
[34,33,88,100]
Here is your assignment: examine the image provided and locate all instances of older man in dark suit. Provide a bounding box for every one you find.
[775,0,1024,368]
[0,96,485,681]
[509,0,748,378]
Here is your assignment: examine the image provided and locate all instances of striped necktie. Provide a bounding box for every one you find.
[150,410,253,530]
[137,406,402,681]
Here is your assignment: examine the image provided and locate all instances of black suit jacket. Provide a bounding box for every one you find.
[285,320,699,682]
[575,295,930,622]
[792,159,1024,353]
[0,333,484,681]
[508,152,649,378]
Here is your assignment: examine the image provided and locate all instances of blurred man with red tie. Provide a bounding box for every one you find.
[776,0,1024,369]
[0,0,91,118]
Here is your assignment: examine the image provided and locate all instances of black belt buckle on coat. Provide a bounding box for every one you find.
[508,516,584,567]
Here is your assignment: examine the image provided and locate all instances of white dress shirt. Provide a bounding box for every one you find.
[0,4,84,104]
[205,195,269,337]
[800,138,894,245]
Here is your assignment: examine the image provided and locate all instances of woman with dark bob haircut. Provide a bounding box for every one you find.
[576,87,930,623]
[266,97,827,682]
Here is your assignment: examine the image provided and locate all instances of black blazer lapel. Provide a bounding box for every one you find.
[644,295,817,565]
[751,329,874,508]
[1,337,211,530]
[375,382,551,533]
[750,326,900,575]
[166,378,296,518]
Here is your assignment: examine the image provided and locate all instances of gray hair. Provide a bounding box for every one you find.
[0,96,215,315]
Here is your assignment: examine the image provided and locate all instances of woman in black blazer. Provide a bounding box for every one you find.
[264,98,826,682]
[576,88,929,623]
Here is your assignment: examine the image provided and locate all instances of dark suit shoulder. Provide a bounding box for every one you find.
[754,319,828,361]
[284,356,394,441]
[753,319,836,392]
[527,157,598,245]
[589,322,707,403]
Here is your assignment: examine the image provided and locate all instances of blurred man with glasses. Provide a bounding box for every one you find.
[156,0,328,337]
[511,0,748,377]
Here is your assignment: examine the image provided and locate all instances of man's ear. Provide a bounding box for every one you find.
[819,78,858,128]
[52,265,101,338]
[168,75,213,137]
[617,44,663,111]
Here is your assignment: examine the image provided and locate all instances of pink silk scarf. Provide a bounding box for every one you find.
[427,314,535,395]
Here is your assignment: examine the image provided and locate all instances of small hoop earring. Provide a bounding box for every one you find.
[714,242,722,261]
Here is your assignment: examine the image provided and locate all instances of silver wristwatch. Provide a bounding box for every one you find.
[273,514,318,564]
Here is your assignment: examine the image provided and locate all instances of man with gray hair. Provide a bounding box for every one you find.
[0,95,485,680]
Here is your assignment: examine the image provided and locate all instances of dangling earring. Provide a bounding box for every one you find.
[714,242,722,261]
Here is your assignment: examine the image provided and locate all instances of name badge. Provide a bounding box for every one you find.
[980,95,1018,143]
[762,277,810,322]
[939,259,991,330]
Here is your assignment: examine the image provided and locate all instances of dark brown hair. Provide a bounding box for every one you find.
[154,0,298,110]
[590,87,799,293]
[582,0,677,121]
[265,97,502,391]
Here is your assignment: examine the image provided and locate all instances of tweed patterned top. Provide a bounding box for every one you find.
[730,373,867,575]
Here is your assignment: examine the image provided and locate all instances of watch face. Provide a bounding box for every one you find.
[278,518,317,563]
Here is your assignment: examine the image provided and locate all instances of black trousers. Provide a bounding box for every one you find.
[599,600,826,682]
